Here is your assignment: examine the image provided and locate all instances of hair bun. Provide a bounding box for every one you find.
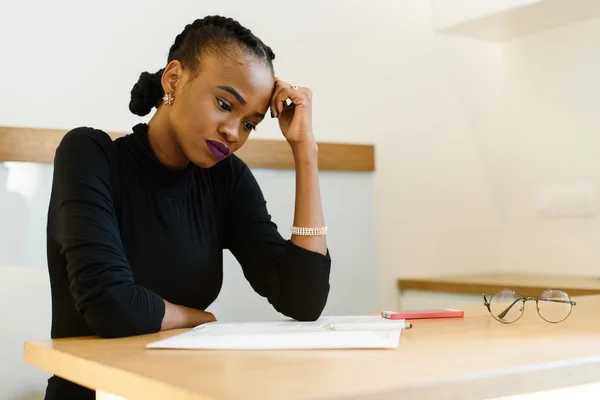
[129,69,164,116]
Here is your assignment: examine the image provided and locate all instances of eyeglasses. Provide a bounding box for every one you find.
[483,288,576,324]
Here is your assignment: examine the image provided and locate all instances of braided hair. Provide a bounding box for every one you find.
[129,15,276,116]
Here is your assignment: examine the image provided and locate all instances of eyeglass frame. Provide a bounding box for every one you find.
[482,288,577,324]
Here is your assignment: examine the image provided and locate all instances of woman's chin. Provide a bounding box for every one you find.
[189,154,221,169]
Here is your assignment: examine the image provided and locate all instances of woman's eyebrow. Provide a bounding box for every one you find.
[216,86,246,105]
[216,86,265,118]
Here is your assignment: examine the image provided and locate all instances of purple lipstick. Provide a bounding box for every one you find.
[206,140,230,161]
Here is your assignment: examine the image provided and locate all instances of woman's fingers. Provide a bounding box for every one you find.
[270,80,310,117]
[270,79,287,117]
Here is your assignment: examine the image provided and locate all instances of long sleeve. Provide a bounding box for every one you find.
[222,157,331,321]
[48,128,165,338]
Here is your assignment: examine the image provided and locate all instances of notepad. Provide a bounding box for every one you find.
[146,316,408,350]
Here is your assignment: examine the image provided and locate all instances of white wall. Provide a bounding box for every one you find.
[429,3,600,277]
[431,0,541,30]
[432,0,600,41]
[499,17,600,275]
[371,2,503,309]
[0,266,52,400]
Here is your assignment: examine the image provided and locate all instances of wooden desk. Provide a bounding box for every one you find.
[24,295,600,400]
[397,273,600,298]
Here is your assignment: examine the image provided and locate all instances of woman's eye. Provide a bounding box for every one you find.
[243,122,256,132]
[217,98,232,112]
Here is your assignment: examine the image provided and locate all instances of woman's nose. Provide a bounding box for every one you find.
[219,124,240,144]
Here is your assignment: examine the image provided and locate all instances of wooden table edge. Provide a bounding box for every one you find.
[23,338,600,400]
[403,354,600,400]
[23,341,213,400]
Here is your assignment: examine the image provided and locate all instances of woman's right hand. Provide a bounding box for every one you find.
[161,299,216,330]
[197,310,217,324]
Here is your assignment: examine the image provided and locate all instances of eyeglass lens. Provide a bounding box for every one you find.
[537,289,572,323]
[489,289,524,323]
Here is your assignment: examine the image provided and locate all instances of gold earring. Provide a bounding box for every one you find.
[162,93,174,106]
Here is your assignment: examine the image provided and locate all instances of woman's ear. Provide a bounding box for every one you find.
[161,60,182,94]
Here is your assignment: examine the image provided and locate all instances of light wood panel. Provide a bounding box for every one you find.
[0,126,374,171]
[24,295,600,400]
[398,273,600,297]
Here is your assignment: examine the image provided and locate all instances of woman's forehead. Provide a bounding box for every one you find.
[196,53,274,103]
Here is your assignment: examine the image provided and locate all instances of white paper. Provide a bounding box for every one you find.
[146,316,405,350]
[313,316,411,330]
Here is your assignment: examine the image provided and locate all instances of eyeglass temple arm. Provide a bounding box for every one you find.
[497,298,523,319]
[537,298,577,306]
[482,293,491,312]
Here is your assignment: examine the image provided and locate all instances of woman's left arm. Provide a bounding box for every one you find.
[271,78,327,255]
[222,159,331,321]
[222,80,331,321]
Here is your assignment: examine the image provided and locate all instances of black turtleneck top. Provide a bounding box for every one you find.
[44,124,331,399]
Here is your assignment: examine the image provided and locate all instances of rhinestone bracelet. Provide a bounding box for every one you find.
[290,225,328,236]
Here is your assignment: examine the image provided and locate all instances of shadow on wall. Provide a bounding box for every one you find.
[0,163,28,266]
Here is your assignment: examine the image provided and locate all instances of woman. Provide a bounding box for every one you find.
[45,15,331,399]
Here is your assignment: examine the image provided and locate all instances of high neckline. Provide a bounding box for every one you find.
[127,123,195,194]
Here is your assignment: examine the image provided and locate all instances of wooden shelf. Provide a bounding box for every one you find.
[433,0,600,41]
[398,273,600,297]
[0,126,375,172]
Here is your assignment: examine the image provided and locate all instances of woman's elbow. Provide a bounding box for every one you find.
[292,308,324,322]
[88,323,132,339]
[80,301,159,338]
[83,309,136,338]
[282,289,330,322]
